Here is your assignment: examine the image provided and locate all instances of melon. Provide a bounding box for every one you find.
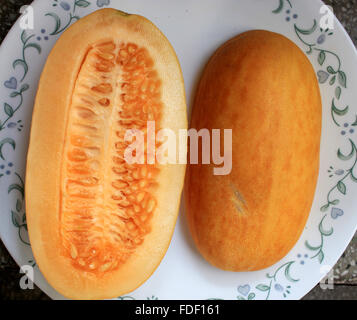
[185,30,321,271]
[26,8,187,299]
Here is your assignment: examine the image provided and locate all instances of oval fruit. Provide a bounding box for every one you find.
[185,30,321,271]
[26,9,187,299]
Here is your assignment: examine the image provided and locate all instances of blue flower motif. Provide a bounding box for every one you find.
[297,253,308,265]
[97,0,110,7]
[317,70,329,84]
[285,11,298,22]
[7,122,17,129]
[331,207,344,219]
[317,34,326,45]
[317,29,334,45]
[60,1,71,11]
[339,123,355,136]
[237,285,250,296]
[274,283,284,292]
[37,29,50,42]
[4,77,17,90]
[0,162,12,176]
[7,120,23,131]
[328,166,345,178]
[274,284,291,298]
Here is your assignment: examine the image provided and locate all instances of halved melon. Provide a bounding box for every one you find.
[26,8,187,300]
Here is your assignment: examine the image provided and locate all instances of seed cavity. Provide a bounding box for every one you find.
[92,83,113,94]
[98,98,110,107]
[60,41,162,273]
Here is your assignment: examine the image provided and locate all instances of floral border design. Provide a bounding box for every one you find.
[0,0,355,300]
[286,8,354,263]
[237,262,298,300]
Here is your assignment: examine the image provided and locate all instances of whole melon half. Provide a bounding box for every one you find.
[26,8,187,299]
[185,30,321,271]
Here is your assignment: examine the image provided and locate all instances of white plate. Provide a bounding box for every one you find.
[0,0,356,300]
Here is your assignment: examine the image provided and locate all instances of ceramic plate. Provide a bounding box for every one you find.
[0,0,357,300]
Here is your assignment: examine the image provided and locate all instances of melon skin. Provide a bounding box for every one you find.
[26,9,187,299]
[185,30,322,271]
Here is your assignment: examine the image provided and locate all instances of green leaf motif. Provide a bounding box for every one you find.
[320,204,329,212]
[8,184,24,198]
[318,51,326,66]
[20,30,27,44]
[318,251,324,264]
[10,91,21,98]
[11,210,20,228]
[319,219,333,237]
[329,75,336,85]
[327,66,336,74]
[0,138,16,160]
[338,71,347,88]
[335,86,342,99]
[13,59,26,71]
[305,241,320,251]
[284,262,299,282]
[295,20,317,35]
[255,284,270,292]
[16,199,22,212]
[12,59,28,81]
[20,83,29,92]
[247,293,256,300]
[46,12,62,35]
[4,103,14,117]
[338,149,353,161]
[330,199,340,205]
[337,181,346,195]
[76,0,90,7]
[272,0,283,13]
[24,43,42,54]
[337,140,354,161]
[350,171,357,183]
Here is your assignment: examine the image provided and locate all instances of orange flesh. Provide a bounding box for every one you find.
[26,8,187,299]
[61,41,162,273]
